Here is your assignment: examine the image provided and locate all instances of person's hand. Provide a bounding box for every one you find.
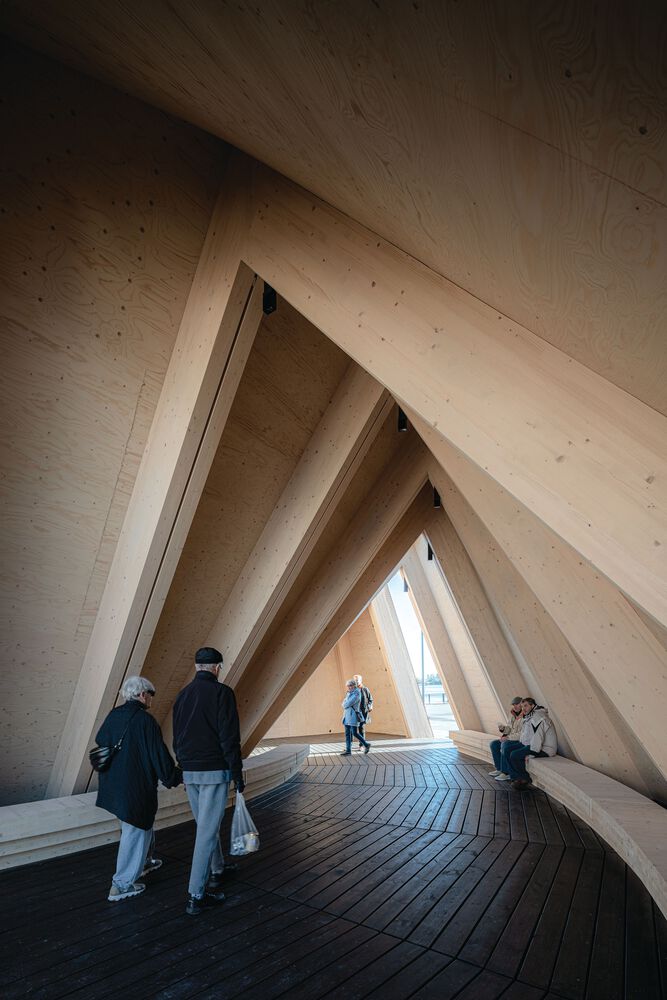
[235,777,246,794]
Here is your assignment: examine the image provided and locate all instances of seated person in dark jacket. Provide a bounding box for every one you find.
[96,675,181,902]
[172,646,244,915]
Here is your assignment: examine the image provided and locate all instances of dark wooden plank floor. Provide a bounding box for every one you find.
[2,742,665,999]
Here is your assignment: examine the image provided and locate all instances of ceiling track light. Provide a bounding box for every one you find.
[397,407,408,432]
[262,282,277,315]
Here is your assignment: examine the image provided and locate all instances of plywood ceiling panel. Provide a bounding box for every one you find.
[146,297,350,722]
[2,3,666,414]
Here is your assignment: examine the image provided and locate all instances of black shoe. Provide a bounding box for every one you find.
[207,864,239,890]
[364,743,371,754]
[186,891,225,915]
[511,779,530,791]
[339,751,351,756]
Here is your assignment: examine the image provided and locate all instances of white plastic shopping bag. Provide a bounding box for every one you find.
[230,791,260,855]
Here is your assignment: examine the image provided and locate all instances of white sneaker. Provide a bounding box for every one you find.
[495,774,511,781]
[488,769,501,776]
[108,881,145,902]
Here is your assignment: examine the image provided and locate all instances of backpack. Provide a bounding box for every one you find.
[358,686,373,718]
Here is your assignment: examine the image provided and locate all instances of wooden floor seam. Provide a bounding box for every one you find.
[1,744,664,1000]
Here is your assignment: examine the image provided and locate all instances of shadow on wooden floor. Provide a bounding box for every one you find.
[1,743,665,999]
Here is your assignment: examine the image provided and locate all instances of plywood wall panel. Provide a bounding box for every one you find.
[266,610,410,740]
[344,611,410,739]
[148,303,350,725]
[0,43,223,803]
[3,5,666,413]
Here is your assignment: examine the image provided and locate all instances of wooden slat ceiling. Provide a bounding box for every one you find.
[2,0,666,413]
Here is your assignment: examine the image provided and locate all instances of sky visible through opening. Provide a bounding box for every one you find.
[387,571,437,685]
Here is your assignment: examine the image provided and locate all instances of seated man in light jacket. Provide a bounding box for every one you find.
[488,696,524,782]
[505,697,557,789]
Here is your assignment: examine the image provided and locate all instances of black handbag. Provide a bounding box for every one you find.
[89,706,141,773]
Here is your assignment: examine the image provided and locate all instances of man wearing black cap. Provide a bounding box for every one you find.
[173,646,245,915]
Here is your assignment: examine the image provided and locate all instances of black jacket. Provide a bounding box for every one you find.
[172,671,242,780]
[95,701,181,830]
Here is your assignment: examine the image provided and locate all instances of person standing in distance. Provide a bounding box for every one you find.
[353,673,373,750]
[173,646,245,915]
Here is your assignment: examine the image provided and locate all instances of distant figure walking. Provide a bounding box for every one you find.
[173,647,245,915]
[488,696,524,782]
[353,673,374,750]
[340,678,371,756]
[507,697,558,789]
[95,675,181,903]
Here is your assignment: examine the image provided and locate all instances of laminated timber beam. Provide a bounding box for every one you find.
[215,364,391,685]
[427,492,662,800]
[404,541,506,732]
[337,611,412,739]
[399,547,483,731]
[424,434,667,786]
[421,514,526,716]
[236,475,433,754]
[244,165,667,629]
[47,156,262,797]
[369,588,432,739]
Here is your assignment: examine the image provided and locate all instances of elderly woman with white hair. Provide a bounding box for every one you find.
[95,675,182,902]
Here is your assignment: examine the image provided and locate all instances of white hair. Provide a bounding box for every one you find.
[121,675,156,701]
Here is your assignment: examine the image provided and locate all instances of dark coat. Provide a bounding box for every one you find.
[172,671,242,780]
[95,701,181,830]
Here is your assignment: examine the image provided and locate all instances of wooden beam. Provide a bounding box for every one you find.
[369,588,432,739]
[403,542,502,732]
[426,438,667,785]
[423,513,526,717]
[400,547,480,731]
[427,484,661,798]
[245,166,667,628]
[237,478,433,753]
[47,157,262,796]
[344,610,412,739]
[216,364,390,686]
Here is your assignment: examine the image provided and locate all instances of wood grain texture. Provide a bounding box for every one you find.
[406,542,504,733]
[46,145,262,797]
[369,588,432,739]
[267,610,411,741]
[424,432,667,787]
[242,166,667,629]
[2,4,665,414]
[0,42,222,804]
[423,513,526,716]
[217,364,389,688]
[148,301,351,728]
[236,465,432,753]
[428,485,662,800]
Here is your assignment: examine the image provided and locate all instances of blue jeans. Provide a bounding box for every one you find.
[344,724,369,752]
[506,745,548,781]
[490,739,522,772]
[113,822,153,890]
[185,778,230,897]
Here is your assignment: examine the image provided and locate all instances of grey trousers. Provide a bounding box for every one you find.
[113,822,153,890]
[185,780,230,898]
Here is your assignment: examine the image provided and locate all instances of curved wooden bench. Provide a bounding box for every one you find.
[0,743,309,871]
[451,729,667,920]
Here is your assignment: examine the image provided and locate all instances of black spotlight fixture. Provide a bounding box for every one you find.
[397,407,408,432]
[262,282,277,315]
[427,542,434,561]
[403,577,409,593]
[433,488,441,509]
